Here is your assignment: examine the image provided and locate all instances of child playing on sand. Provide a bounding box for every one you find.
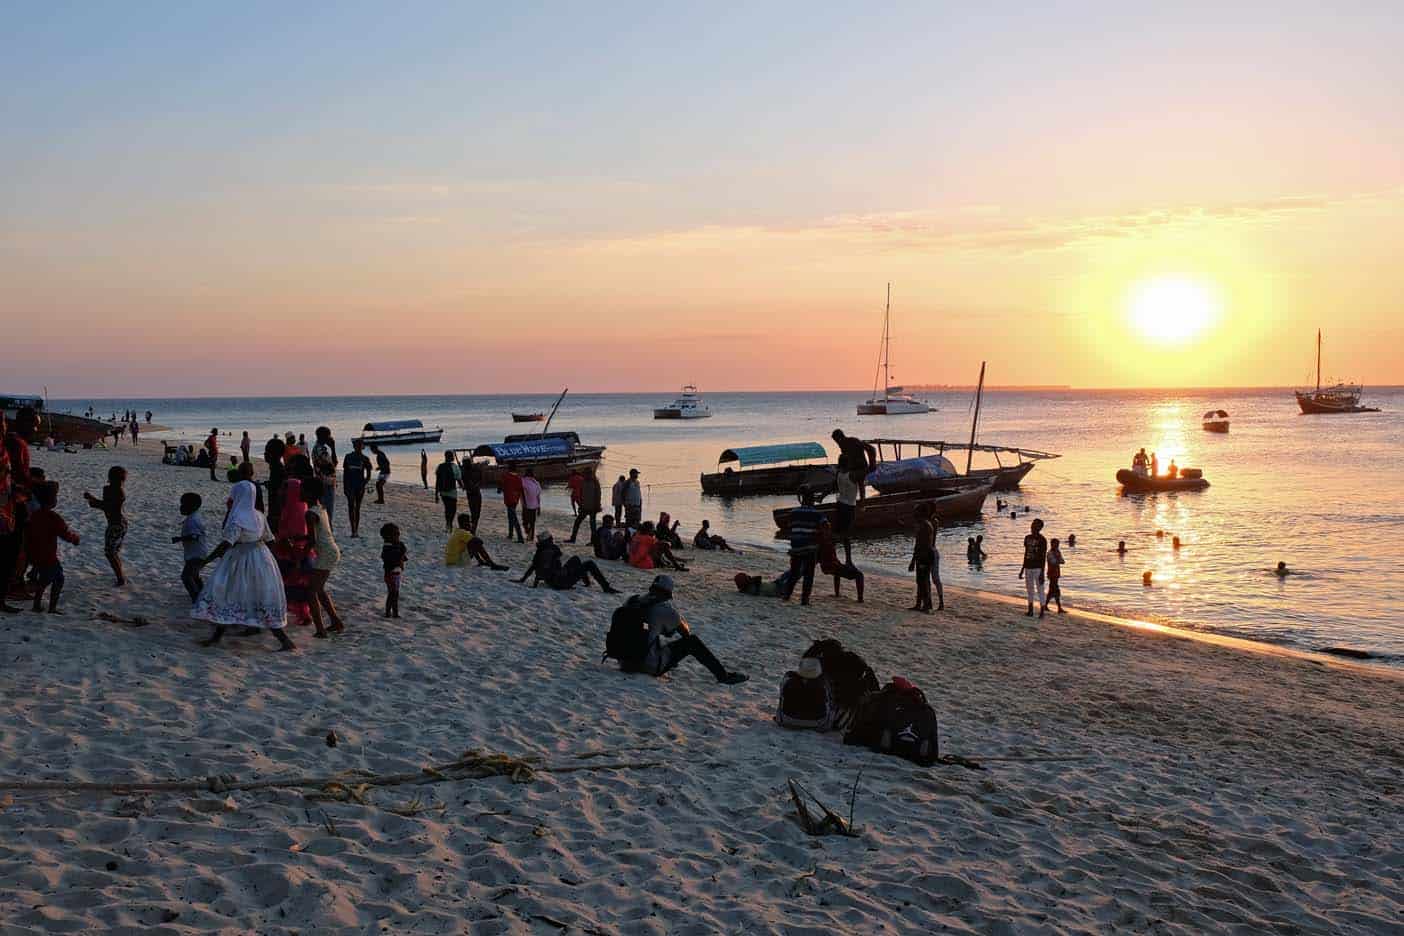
[381,522,407,618]
[445,513,508,570]
[194,480,295,651]
[26,482,79,613]
[1042,538,1066,615]
[300,479,345,638]
[172,492,208,602]
[84,466,128,587]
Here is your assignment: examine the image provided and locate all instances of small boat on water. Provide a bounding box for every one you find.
[653,385,711,420]
[774,483,992,538]
[856,284,932,416]
[1295,330,1379,414]
[700,442,836,497]
[2,393,117,447]
[1202,410,1230,432]
[1116,469,1209,493]
[511,412,545,423]
[354,419,444,447]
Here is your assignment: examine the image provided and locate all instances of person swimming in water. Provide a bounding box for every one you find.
[1275,561,1290,577]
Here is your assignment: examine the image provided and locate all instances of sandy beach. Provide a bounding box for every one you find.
[1,440,1400,934]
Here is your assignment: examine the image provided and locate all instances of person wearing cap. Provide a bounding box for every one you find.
[518,531,619,592]
[622,469,643,526]
[639,575,747,685]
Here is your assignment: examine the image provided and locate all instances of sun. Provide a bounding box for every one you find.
[1126,276,1220,343]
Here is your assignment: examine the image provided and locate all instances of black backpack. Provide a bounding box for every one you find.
[843,680,940,766]
[803,639,880,729]
[603,595,655,671]
[774,670,837,731]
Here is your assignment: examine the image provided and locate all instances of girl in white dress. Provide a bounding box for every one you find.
[194,480,295,651]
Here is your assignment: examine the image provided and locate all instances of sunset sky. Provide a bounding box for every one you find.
[4,3,1402,396]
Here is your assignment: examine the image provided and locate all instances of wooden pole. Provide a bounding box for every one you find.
[966,361,986,476]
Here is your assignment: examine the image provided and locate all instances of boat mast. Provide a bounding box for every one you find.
[883,283,891,403]
[966,361,985,475]
[541,387,569,435]
[1315,329,1321,394]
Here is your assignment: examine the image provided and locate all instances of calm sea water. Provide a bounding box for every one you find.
[57,388,1404,663]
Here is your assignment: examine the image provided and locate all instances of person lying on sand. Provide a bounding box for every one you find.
[733,571,792,597]
[518,532,619,593]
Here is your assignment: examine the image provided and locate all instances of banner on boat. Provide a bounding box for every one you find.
[477,437,574,461]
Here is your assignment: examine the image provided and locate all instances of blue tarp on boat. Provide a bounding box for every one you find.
[475,437,574,461]
[718,442,827,468]
[362,419,425,432]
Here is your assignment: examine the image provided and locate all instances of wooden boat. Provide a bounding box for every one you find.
[353,419,443,447]
[1202,410,1230,432]
[1294,330,1379,414]
[512,412,545,423]
[856,284,932,415]
[864,364,1059,494]
[774,483,992,538]
[700,442,836,497]
[1116,469,1209,493]
[1,394,113,446]
[466,431,605,487]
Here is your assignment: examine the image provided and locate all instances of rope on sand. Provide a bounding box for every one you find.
[0,749,665,800]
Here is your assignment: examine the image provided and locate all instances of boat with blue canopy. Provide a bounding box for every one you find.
[354,419,444,447]
[700,441,837,497]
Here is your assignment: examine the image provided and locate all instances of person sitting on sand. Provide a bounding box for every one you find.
[817,518,863,602]
[630,575,747,684]
[656,512,684,549]
[634,521,686,571]
[194,480,295,651]
[518,532,619,592]
[301,479,346,638]
[445,513,509,571]
[692,519,737,552]
[1042,537,1066,615]
[225,456,240,483]
[83,466,128,587]
[593,514,628,561]
[26,482,79,614]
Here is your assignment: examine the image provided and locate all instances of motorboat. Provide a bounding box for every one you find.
[700,442,836,497]
[653,385,712,420]
[1202,410,1230,432]
[856,284,932,416]
[1116,468,1209,493]
[511,412,545,423]
[353,419,444,447]
[1294,330,1379,414]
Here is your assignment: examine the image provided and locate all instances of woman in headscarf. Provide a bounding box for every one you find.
[274,478,315,627]
[193,480,295,651]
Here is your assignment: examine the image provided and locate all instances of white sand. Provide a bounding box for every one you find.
[1,441,1400,934]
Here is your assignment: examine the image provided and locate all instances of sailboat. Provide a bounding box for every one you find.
[856,284,932,415]
[1294,330,1379,414]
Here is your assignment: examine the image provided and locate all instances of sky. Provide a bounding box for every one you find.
[3,2,1402,396]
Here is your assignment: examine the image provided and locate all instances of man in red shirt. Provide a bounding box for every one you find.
[25,482,80,613]
[500,469,525,543]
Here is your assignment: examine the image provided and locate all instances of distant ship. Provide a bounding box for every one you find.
[1294,330,1379,414]
[856,284,932,416]
[653,385,712,420]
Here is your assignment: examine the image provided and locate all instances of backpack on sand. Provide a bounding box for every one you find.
[843,679,940,766]
[603,595,654,671]
[803,639,880,730]
[775,667,837,731]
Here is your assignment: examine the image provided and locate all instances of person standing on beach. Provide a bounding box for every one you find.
[831,430,877,498]
[611,474,626,523]
[26,482,79,614]
[1042,537,1066,615]
[0,411,28,613]
[567,469,583,517]
[128,417,139,447]
[568,467,601,543]
[380,522,407,618]
[1019,518,1048,617]
[420,449,430,492]
[461,455,483,532]
[372,445,391,504]
[310,427,338,522]
[239,431,251,464]
[263,436,287,535]
[623,468,643,526]
[834,453,860,563]
[205,428,220,482]
[172,492,208,602]
[301,479,345,638]
[782,487,822,605]
[520,468,542,541]
[500,467,525,543]
[194,480,295,651]
[434,451,460,532]
[84,466,128,587]
[342,438,371,537]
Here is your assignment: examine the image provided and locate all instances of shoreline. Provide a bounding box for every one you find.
[2,440,1400,933]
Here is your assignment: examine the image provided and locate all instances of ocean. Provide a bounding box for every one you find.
[55,387,1404,664]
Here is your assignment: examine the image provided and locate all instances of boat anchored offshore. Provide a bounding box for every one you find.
[857,284,931,416]
[353,419,443,447]
[653,385,712,419]
[1294,329,1379,414]
[700,442,836,497]
[1202,410,1230,432]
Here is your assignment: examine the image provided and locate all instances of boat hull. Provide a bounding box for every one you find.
[701,464,838,498]
[353,429,444,447]
[1202,421,1230,432]
[1295,392,1378,414]
[511,413,545,423]
[1116,469,1209,493]
[773,484,992,538]
[653,409,710,419]
[856,401,931,415]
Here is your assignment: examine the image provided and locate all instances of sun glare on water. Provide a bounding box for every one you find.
[1127,276,1220,344]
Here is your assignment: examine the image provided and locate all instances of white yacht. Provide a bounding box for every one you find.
[857,284,932,416]
[653,385,712,420]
